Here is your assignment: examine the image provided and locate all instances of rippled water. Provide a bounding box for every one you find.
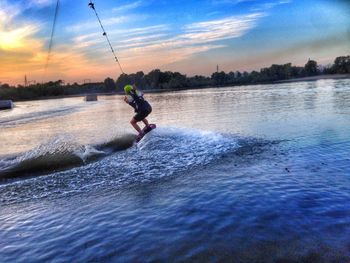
[1,79,350,262]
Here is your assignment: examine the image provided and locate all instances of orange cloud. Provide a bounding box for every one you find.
[1,4,265,85]
[0,0,109,85]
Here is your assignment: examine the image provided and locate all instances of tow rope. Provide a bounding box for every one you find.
[44,0,60,74]
[88,1,125,74]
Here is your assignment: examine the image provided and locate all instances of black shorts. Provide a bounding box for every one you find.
[134,107,152,122]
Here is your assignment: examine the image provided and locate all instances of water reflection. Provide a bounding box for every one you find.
[0,79,350,262]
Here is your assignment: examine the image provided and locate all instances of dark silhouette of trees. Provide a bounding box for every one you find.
[0,80,104,101]
[211,71,227,86]
[116,70,189,90]
[103,77,116,91]
[1,55,349,101]
[331,56,350,74]
[304,59,318,76]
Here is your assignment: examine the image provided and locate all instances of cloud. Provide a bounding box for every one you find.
[183,13,265,43]
[115,24,170,38]
[28,0,56,7]
[66,17,128,33]
[0,0,21,25]
[0,1,42,52]
[120,44,226,73]
[251,0,292,11]
[0,16,44,84]
[0,25,40,50]
[66,13,150,33]
[112,0,143,12]
[212,0,256,5]
[211,0,292,10]
[104,12,263,72]
[0,0,101,85]
[1,0,266,84]
[71,25,171,50]
[68,12,265,75]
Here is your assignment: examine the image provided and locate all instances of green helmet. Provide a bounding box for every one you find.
[124,85,133,94]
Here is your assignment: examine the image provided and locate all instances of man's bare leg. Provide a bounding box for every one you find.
[131,118,142,134]
[142,118,149,127]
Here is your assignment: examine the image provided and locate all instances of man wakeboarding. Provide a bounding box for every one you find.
[123,84,155,141]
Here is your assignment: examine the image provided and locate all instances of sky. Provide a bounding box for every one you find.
[0,0,349,85]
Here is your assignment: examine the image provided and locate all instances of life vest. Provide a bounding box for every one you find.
[128,90,150,112]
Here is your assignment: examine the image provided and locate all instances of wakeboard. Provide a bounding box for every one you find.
[136,124,157,142]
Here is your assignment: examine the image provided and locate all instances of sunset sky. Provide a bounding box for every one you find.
[0,0,349,85]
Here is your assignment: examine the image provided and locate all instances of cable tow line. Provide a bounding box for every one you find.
[88,1,125,74]
[45,0,60,74]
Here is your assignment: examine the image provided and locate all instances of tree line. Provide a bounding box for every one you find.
[115,55,349,90]
[1,55,349,101]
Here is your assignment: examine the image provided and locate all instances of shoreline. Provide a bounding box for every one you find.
[274,74,350,83]
[5,74,350,103]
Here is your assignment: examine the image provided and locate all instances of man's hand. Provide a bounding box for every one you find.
[123,96,128,103]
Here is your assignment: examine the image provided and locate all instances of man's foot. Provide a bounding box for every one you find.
[136,132,144,142]
[143,125,151,133]
[137,131,144,138]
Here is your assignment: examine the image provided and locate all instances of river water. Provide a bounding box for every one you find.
[1,79,350,262]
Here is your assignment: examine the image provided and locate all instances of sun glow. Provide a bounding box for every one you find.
[0,26,36,50]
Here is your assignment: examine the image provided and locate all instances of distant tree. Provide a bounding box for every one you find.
[211,71,227,86]
[1,83,10,89]
[250,71,260,83]
[188,75,211,87]
[134,71,146,87]
[291,66,304,78]
[116,73,132,91]
[125,71,146,88]
[322,64,333,74]
[104,77,115,91]
[2,54,349,101]
[304,59,318,76]
[332,56,350,74]
[159,71,172,86]
[227,71,236,84]
[168,72,187,89]
[146,69,161,89]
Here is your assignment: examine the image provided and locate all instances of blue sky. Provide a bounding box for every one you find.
[0,0,349,85]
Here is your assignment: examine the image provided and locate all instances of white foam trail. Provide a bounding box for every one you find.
[0,127,241,204]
